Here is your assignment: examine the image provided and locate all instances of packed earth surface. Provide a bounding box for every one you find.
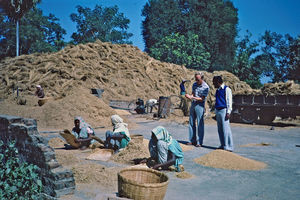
[0,41,299,199]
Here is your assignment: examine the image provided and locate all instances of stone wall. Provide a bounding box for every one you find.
[0,115,75,199]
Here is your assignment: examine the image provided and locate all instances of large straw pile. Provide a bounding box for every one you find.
[0,40,253,107]
[261,81,300,95]
[3,40,295,125]
[0,87,116,128]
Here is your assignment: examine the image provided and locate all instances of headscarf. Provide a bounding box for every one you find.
[151,126,172,146]
[151,126,183,171]
[74,116,94,134]
[111,115,130,139]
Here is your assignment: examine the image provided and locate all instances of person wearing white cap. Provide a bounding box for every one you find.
[35,85,45,98]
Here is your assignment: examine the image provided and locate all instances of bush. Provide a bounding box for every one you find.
[0,140,43,200]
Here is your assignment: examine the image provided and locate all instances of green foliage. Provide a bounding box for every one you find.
[70,5,133,44]
[0,0,41,20]
[230,31,262,88]
[256,31,299,83]
[230,31,299,88]
[149,32,210,70]
[0,7,66,59]
[287,37,300,83]
[0,140,43,200]
[142,0,238,71]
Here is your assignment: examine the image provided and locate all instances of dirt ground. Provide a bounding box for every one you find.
[41,113,300,200]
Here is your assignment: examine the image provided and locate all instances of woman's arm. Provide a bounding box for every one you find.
[74,133,93,143]
[152,151,176,170]
[109,132,126,140]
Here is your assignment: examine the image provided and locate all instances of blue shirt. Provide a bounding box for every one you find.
[192,81,209,106]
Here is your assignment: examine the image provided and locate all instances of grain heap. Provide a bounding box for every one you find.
[0,40,253,108]
[110,141,150,164]
[260,80,300,95]
[0,87,116,128]
[194,150,267,170]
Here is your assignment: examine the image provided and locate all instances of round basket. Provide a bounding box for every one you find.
[37,97,51,106]
[118,168,169,200]
[130,134,144,143]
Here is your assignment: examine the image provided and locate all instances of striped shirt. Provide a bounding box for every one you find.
[192,81,209,106]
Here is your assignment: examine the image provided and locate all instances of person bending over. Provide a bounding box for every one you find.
[148,126,184,172]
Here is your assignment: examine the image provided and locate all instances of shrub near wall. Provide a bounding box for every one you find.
[0,140,43,200]
[0,115,75,198]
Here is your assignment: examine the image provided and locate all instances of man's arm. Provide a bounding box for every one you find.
[225,87,232,120]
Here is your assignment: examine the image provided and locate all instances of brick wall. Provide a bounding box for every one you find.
[0,115,75,199]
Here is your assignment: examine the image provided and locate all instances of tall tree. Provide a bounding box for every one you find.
[0,7,66,59]
[149,32,210,70]
[287,36,299,82]
[142,0,238,71]
[70,5,133,44]
[0,0,40,56]
[230,31,261,88]
[256,31,299,83]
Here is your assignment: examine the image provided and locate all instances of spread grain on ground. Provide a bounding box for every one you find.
[110,141,150,164]
[176,171,194,179]
[194,150,267,170]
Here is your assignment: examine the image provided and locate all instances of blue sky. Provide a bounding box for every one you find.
[39,0,300,51]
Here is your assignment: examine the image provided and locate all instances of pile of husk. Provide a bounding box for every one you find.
[0,41,254,105]
[110,141,150,164]
[260,81,300,95]
[194,150,267,170]
[1,40,297,125]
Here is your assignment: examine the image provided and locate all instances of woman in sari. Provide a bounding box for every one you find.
[105,115,131,150]
[149,126,184,172]
[71,116,96,149]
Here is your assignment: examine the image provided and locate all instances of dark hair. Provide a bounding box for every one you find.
[213,76,223,84]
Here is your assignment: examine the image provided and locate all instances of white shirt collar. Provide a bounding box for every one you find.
[218,83,225,90]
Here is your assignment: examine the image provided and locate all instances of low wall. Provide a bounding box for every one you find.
[0,115,75,199]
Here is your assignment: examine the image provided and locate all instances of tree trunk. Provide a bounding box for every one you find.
[16,19,19,56]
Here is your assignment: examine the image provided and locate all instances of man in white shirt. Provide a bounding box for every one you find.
[213,76,234,152]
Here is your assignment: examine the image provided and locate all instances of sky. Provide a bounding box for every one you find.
[38,0,300,51]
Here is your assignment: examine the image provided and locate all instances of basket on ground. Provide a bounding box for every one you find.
[118,168,169,200]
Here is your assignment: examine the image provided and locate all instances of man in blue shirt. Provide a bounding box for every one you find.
[185,72,209,147]
[213,76,234,152]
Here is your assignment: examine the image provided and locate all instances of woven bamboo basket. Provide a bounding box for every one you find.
[37,97,52,106]
[118,168,169,200]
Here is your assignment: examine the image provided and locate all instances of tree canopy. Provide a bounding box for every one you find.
[70,5,133,44]
[142,0,238,71]
[149,32,210,70]
[257,31,299,83]
[230,31,299,88]
[0,0,40,21]
[0,7,66,59]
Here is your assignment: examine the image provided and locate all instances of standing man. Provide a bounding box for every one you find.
[185,72,209,147]
[213,76,234,152]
